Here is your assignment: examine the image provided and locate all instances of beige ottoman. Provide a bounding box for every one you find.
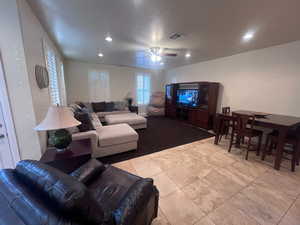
[105,113,147,129]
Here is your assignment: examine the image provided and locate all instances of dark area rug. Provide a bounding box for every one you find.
[99,116,214,164]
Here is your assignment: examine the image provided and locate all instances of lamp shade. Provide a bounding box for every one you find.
[35,106,81,131]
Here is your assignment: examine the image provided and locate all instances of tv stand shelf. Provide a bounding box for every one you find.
[165,82,219,130]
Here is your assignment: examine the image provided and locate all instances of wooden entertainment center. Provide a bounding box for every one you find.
[165,82,219,130]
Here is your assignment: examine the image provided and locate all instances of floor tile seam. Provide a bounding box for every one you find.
[193,168,270,225]
[275,192,300,225]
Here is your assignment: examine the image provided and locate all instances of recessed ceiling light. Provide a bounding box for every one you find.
[185,53,191,58]
[105,36,112,42]
[98,53,104,57]
[243,31,254,41]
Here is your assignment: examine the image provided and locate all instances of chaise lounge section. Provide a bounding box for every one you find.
[72,113,138,158]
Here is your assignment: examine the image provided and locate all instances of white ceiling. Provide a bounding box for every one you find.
[27,0,300,70]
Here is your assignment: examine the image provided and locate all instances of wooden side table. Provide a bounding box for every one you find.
[40,139,92,173]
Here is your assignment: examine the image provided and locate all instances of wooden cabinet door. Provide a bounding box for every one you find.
[188,109,210,129]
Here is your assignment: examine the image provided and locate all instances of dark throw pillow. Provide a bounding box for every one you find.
[105,102,115,112]
[75,101,86,109]
[92,102,106,112]
[74,111,92,132]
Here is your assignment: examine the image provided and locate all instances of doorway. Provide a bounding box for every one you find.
[0,53,20,168]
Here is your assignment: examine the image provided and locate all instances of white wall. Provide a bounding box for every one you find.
[17,0,64,153]
[65,60,165,104]
[0,0,41,160]
[166,41,300,117]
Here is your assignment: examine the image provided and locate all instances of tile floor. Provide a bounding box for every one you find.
[113,137,300,225]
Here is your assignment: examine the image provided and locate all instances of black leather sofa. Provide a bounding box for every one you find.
[0,159,159,225]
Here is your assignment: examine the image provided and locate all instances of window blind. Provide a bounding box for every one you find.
[45,47,61,105]
[88,70,110,102]
[136,73,151,105]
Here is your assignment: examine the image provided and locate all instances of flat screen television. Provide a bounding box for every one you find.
[177,89,199,107]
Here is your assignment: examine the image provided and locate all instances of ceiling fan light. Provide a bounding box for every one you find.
[158,48,163,55]
[151,54,162,62]
[105,36,112,42]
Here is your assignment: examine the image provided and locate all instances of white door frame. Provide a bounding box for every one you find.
[0,53,20,167]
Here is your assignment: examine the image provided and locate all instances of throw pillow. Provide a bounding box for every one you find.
[114,101,127,111]
[74,111,93,132]
[92,102,106,112]
[75,101,86,109]
[69,103,82,113]
[90,113,103,130]
[105,102,115,112]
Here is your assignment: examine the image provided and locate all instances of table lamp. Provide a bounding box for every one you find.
[125,92,133,107]
[35,106,81,152]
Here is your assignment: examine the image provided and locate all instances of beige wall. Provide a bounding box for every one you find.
[65,60,165,104]
[0,0,41,160]
[17,0,64,152]
[166,41,300,117]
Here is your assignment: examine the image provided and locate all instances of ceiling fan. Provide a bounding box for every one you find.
[148,47,178,62]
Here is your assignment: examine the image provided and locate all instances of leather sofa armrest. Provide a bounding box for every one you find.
[72,130,98,152]
[70,159,105,184]
[113,178,156,225]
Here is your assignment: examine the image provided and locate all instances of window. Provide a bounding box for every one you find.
[136,73,151,105]
[45,49,60,105]
[88,70,110,102]
[59,62,67,105]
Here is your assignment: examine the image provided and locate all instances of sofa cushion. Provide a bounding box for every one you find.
[105,113,147,126]
[88,166,141,212]
[92,101,106,112]
[113,178,154,225]
[74,111,93,132]
[90,112,103,131]
[98,124,138,147]
[15,160,104,224]
[105,102,115,112]
[114,101,127,111]
[81,102,93,113]
[96,110,130,118]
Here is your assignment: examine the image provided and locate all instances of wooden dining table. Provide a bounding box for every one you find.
[214,110,300,170]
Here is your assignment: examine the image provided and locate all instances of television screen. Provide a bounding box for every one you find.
[177,89,199,107]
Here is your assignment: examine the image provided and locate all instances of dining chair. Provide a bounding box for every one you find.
[262,128,300,171]
[228,113,263,160]
[218,107,231,143]
[222,107,230,115]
